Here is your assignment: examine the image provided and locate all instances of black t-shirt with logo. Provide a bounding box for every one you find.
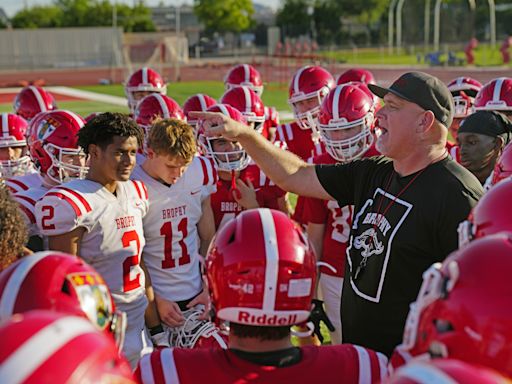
[315,156,483,356]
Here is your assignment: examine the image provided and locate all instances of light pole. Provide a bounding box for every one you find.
[388,0,398,54]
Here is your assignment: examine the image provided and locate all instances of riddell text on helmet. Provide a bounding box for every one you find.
[238,311,298,325]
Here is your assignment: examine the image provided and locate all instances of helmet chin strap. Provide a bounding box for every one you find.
[230,170,241,200]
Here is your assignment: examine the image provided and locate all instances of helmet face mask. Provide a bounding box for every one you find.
[205,136,250,172]
[289,91,326,131]
[320,114,374,162]
[318,84,375,162]
[288,66,334,131]
[29,110,89,183]
[0,113,32,177]
[45,143,88,183]
[198,104,250,171]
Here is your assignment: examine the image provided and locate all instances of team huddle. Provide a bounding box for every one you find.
[0,63,511,383]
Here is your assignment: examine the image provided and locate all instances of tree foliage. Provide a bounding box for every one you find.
[10,0,155,32]
[193,0,254,34]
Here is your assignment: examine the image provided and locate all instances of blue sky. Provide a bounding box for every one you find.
[2,0,280,17]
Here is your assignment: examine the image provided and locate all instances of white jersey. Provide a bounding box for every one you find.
[35,178,151,365]
[131,156,217,302]
[35,179,149,303]
[13,185,50,238]
[5,172,43,194]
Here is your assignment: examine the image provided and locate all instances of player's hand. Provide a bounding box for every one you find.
[309,299,335,343]
[233,179,259,209]
[189,111,250,141]
[186,289,211,321]
[155,295,185,327]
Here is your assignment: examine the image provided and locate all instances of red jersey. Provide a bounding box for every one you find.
[303,147,380,277]
[275,121,324,161]
[210,164,285,229]
[135,344,388,384]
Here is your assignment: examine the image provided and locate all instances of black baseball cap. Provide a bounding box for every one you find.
[368,71,454,128]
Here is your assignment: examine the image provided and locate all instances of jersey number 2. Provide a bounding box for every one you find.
[122,230,141,292]
[161,218,191,269]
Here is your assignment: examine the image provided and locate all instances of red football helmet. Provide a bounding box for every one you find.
[183,93,217,132]
[135,94,185,135]
[221,86,266,133]
[168,307,228,349]
[224,64,264,96]
[124,67,167,112]
[336,68,376,86]
[447,77,483,118]
[492,142,512,186]
[29,110,88,183]
[288,66,335,131]
[0,251,126,350]
[401,233,512,377]
[197,104,250,171]
[457,177,512,247]
[474,77,512,112]
[317,84,375,162]
[0,311,134,383]
[13,86,57,121]
[387,359,509,384]
[0,113,32,178]
[207,208,317,326]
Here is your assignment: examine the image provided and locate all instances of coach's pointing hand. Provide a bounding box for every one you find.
[189,111,252,141]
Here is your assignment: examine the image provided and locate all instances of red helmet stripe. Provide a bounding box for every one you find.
[259,208,279,312]
[0,316,95,383]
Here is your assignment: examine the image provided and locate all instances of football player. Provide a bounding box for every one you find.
[135,209,388,383]
[0,113,33,180]
[275,65,334,228]
[35,112,153,367]
[12,110,88,251]
[130,118,222,348]
[197,104,288,230]
[304,83,380,345]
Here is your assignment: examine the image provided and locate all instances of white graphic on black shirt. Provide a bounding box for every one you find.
[346,187,413,303]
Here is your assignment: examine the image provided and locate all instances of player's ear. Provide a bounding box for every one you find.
[88,144,99,160]
[146,148,155,159]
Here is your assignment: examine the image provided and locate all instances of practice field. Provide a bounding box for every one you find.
[0,81,293,118]
[75,81,292,113]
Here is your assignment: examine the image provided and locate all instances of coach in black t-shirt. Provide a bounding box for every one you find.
[190,71,483,357]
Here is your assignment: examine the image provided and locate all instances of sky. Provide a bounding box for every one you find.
[2,0,280,17]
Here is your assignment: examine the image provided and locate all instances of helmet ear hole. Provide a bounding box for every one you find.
[435,319,454,333]
[61,280,71,295]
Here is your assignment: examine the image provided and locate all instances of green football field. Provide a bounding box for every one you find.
[0,81,292,117]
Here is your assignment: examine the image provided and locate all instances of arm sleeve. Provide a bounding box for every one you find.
[35,195,84,236]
